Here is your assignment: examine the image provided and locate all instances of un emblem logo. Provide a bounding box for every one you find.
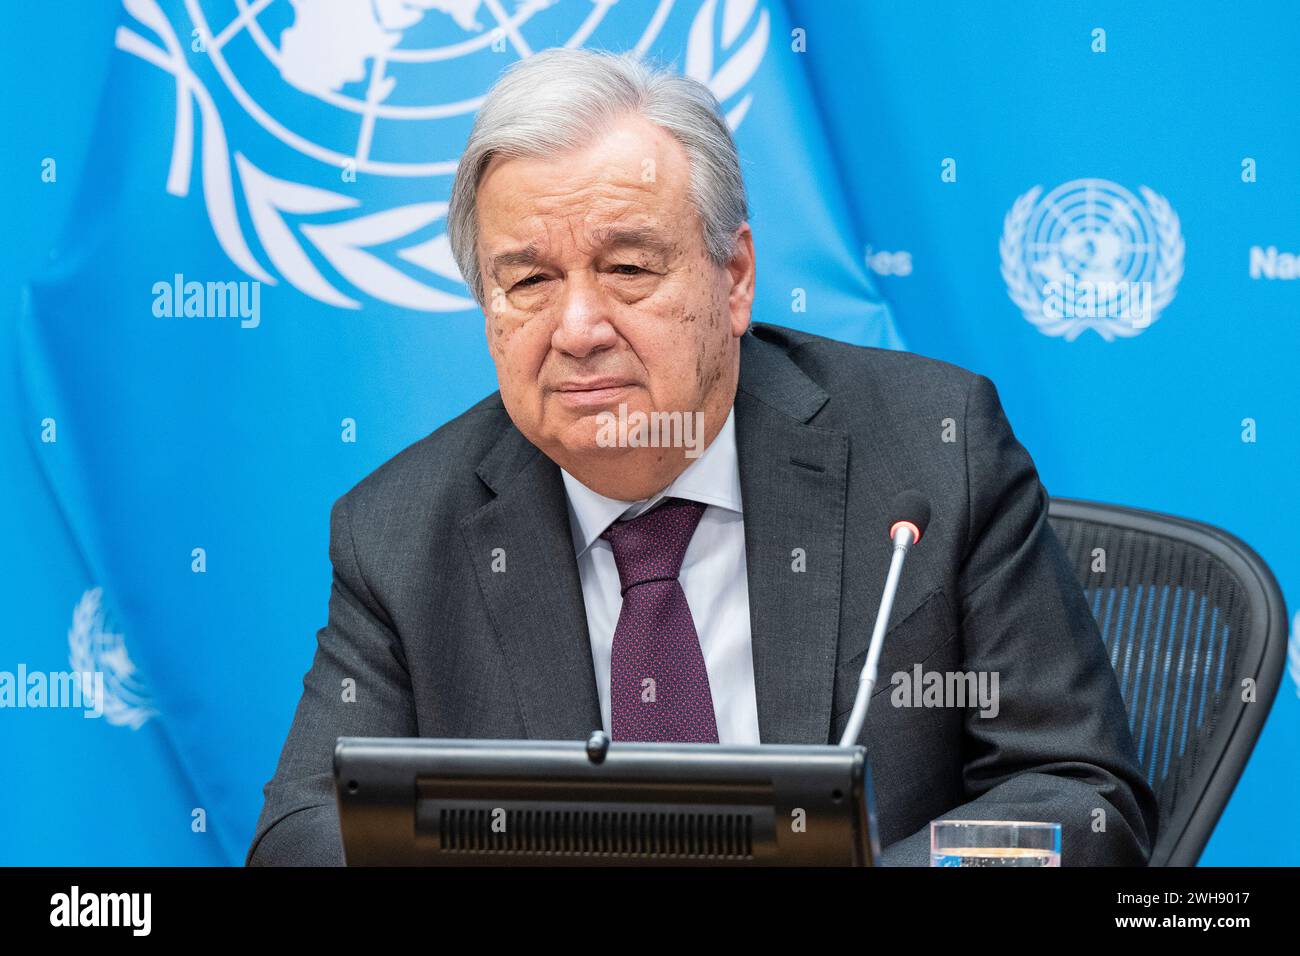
[68,588,156,729]
[1000,178,1184,341]
[115,0,769,313]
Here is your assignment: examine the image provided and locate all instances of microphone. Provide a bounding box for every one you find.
[837,491,932,747]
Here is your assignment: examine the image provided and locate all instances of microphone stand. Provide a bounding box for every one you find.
[838,523,918,747]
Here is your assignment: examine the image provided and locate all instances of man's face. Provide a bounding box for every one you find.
[475,112,755,499]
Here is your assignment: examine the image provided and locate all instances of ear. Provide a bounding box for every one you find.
[482,275,505,358]
[483,304,509,366]
[726,223,756,338]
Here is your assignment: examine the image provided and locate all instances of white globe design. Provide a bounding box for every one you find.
[192,0,682,178]
[68,588,157,730]
[117,0,770,311]
[1001,178,1184,341]
[1028,179,1154,291]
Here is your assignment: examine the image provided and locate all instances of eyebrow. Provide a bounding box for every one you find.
[489,243,542,276]
[590,226,675,258]
[489,227,674,278]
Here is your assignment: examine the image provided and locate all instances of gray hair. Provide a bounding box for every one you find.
[447,47,749,307]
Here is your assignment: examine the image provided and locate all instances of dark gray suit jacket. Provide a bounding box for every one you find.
[247,323,1158,866]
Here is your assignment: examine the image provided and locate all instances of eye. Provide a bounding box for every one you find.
[513,274,546,289]
[612,264,645,276]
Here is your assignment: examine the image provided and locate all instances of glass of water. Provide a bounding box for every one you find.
[930,820,1061,866]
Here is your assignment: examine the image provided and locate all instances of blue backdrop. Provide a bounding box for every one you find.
[2,0,1295,865]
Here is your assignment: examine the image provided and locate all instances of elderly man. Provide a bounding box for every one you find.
[248,48,1157,866]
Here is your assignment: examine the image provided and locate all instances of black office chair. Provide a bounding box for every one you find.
[1047,498,1287,866]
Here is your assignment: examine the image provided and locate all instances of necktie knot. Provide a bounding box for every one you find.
[602,495,718,743]
[600,497,707,593]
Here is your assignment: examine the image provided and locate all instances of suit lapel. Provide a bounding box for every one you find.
[735,334,849,744]
[460,426,603,739]
[459,332,850,746]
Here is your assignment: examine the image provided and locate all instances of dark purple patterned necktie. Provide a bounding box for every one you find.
[601,497,720,743]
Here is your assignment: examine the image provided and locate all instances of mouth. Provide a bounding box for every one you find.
[553,379,637,408]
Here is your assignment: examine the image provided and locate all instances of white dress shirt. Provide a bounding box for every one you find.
[559,408,761,744]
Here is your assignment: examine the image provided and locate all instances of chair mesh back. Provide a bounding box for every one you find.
[1045,502,1289,868]
[1048,510,1250,852]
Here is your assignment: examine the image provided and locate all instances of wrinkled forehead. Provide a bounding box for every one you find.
[475,116,696,252]
[478,112,692,197]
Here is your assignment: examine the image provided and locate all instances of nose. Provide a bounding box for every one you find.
[551,272,619,360]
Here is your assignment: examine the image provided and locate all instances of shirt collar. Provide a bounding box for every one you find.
[559,406,742,558]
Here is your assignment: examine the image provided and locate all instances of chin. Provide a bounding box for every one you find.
[555,430,633,461]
